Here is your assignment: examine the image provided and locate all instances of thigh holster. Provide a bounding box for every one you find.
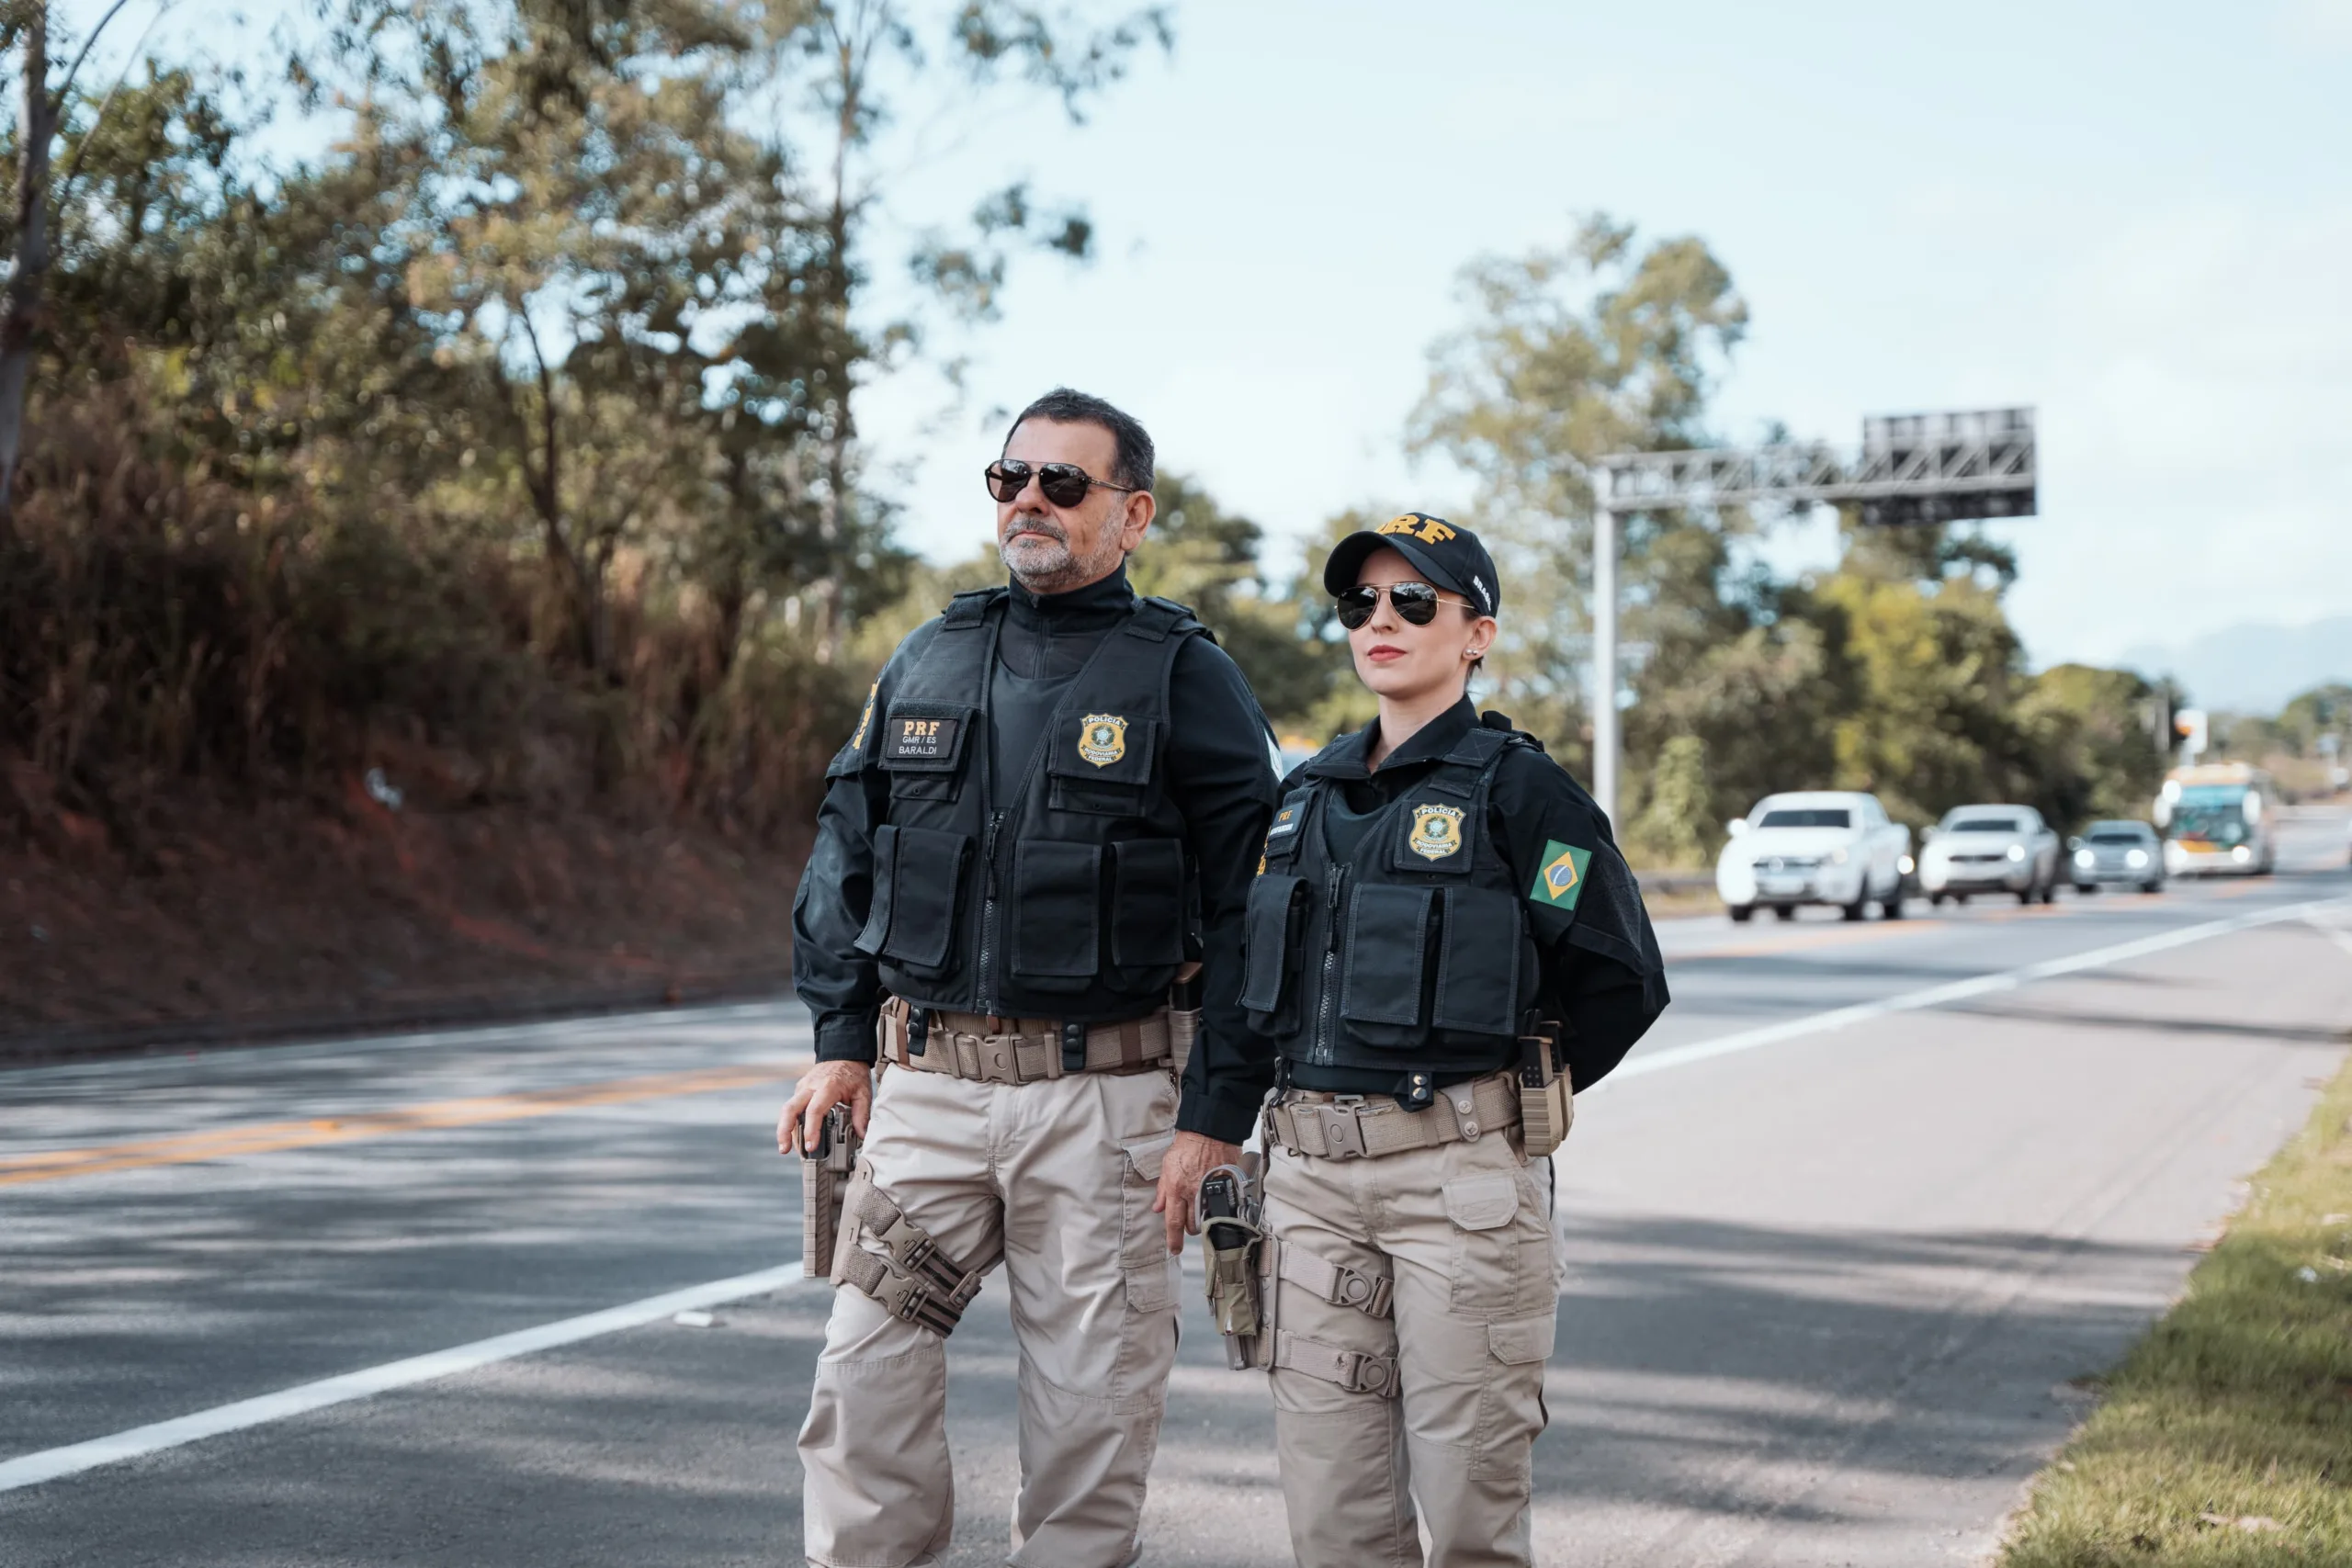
[1255,1233,1400,1398]
[830,1162,987,1337]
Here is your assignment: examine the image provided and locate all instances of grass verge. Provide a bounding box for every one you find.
[1997,1047,2352,1565]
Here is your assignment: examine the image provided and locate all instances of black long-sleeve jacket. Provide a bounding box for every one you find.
[791,564,1281,1144]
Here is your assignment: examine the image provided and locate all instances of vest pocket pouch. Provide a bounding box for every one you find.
[856,823,971,975]
[878,701,974,802]
[1238,874,1308,1028]
[1109,839,1186,968]
[1012,840,1103,982]
[1431,886,1521,1037]
[1340,883,1436,1047]
[1046,716,1159,816]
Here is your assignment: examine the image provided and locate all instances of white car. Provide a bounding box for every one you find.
[1716,792,1914,923]
[1918,804,2060,906]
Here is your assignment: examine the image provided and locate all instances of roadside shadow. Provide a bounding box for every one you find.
[1,1209,2205,1568]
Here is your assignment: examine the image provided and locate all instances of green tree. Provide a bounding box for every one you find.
[2276,682,2352,757]
[2019,663,2168,827]
[738,0,1171,655]
[1128,472,1337,731]
[1813,541,2036,829]
[1409,213,1752,767]
[1625,733,1709,867]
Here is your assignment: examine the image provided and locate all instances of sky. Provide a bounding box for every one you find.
[68,0,2352,675]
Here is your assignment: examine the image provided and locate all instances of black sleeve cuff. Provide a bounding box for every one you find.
[812,1011,879,1065]
[1176,1083,1262,1145]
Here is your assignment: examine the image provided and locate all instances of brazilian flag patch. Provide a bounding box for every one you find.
[1529,840,1591,910]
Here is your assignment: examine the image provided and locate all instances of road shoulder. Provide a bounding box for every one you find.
[1996,1047,2352,1564]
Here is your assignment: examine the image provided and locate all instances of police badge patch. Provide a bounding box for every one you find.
[1078,713,1128,768]
[1408,803,1464,861]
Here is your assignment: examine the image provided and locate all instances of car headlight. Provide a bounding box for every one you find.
[2232,844,2251,863]
[2125,849,2148,869]
[1828,847,1849,865]
[1898,854,1914,875]
[2007,844,2027,862]
[2075,849,2095,868]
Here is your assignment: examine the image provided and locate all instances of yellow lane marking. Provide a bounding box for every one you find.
[1675,919,1939,963]
[0,1062,799,1189]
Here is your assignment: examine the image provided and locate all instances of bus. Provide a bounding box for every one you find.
[2153,763,2278,877]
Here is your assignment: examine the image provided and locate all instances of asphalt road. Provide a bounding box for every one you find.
[6,811,2350,1567]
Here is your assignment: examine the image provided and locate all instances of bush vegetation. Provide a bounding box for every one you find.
[0,5,2193,880]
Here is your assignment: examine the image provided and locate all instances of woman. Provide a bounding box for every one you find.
[1237,513,1669,1568]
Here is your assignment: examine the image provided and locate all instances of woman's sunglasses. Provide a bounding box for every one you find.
[984,459,1140,509]
[1334,581,1471,630]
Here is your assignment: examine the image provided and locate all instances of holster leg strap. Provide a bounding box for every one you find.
[1272,1329,1400,1398]
[1273,1238,1394,1318]
[829,1165,986,1337]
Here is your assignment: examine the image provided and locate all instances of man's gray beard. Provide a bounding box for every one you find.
[1001,521,1114,592]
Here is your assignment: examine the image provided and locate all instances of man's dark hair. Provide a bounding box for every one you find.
[1003,387,1155,492]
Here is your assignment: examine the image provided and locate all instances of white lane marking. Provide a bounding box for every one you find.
[1599,893,2351,1090]
[2303,908,2352,962]
[0,1265,817,1494]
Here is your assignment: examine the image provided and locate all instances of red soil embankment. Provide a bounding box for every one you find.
[3,770,803,1055]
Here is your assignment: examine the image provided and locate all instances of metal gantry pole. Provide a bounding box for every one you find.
[1591,484,1619,827]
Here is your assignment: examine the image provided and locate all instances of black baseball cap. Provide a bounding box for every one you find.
[1322,513,1499,617]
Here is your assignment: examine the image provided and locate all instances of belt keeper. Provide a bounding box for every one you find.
[1059,1021,1087,1076]
[907,1007,929,1059]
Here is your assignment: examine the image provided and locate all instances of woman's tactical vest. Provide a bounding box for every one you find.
[851,587,1202,1021]
[1239,723,1539,1077]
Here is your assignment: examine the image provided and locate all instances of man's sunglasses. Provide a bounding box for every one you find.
[984,459,1141,509]
[1334,581,1473,629]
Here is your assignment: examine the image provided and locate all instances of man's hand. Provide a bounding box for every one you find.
[777,1060,875,1156]
[1152,1131,1243,1254]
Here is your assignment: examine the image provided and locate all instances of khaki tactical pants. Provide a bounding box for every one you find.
[797,1061,1181,1568]
[1263,1122,1558,1568]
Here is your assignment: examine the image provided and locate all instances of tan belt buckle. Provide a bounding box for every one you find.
[1319,1106,1369,1160]
[981,1037,1017,1083]
[1329,1265,1389,1315]
[944,1032,977,1080]
[889,1279,935,1325]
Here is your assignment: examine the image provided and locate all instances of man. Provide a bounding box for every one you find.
[781,388,1278,1568]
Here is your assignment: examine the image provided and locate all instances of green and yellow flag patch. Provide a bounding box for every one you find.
[1529,840,1591,910]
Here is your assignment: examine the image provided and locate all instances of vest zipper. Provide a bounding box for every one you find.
[1314,864,1349,1062]
[978,808,1006,1014]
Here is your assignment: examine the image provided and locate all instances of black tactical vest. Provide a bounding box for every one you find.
[1238,724,1537,1076]
[853,587,1203,1021]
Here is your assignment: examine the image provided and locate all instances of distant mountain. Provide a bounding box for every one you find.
[2119,617,2352,715]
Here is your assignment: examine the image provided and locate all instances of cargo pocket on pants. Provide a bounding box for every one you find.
[1475,1312,1557,1480]
[1443,1170,1534,1317]
[1119,1130,1177,1314]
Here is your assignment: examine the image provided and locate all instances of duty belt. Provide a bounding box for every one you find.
[878,996,1173,1085]
[1265,1071,1521,1161]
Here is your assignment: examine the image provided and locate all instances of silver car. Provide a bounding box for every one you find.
[2069,819,2165,894]
[1918,804,2062,906]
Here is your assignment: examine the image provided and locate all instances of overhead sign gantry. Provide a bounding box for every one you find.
[1587,407,2038,823]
